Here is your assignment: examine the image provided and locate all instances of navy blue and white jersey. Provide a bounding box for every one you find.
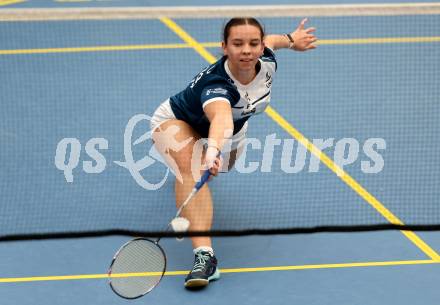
[169,47,277,138]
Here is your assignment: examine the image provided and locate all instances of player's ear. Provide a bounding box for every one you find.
[221,41,227,55]
[260,39,265,54]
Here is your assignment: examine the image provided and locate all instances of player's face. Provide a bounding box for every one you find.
[223,24,264,73]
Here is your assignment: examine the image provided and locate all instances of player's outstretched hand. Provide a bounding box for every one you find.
[289,18,317,51]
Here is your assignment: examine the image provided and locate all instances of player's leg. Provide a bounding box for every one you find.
[152,119,219,288]
[221,121,248,172]
[152,119,213,249]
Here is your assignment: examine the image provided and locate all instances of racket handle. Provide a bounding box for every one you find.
[194,170,211,191]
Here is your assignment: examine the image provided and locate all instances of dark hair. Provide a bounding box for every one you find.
[223,17,265,44]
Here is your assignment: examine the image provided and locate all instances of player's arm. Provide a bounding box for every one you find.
[204,100,233,152]
[203,100,233,175]
[264,18,317,51]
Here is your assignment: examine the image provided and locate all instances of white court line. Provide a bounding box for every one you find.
[1,3,440,21]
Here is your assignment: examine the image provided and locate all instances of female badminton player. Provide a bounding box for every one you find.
[150,17,317,289]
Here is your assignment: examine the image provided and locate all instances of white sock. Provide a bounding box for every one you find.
[193,246,214,256]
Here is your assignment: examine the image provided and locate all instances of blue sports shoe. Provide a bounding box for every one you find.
[184,251,220,289]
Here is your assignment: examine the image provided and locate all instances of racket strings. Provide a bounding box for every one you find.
[109,239,166,298]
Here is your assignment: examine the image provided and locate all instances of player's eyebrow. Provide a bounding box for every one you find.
[231,38,261,42]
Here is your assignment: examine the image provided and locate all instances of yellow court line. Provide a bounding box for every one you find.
[264,108,440,261]
[221,259,439,273]
[160,17,217,63]
[55,0,91,2]
[0,0,26,6]
[0,43,188,55]
[319,36,440,44]
[201,36,440,47]
[159,18,440,261]
[0,260,437,283]
[1,37,439,55]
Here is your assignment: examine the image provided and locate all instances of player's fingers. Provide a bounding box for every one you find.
[209,167,219,177]
[297,18,307,30]
[206,159,220,176]
[305,27,316,34]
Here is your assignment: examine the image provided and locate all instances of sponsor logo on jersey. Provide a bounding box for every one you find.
[206,88,228,96]
[245,91,251,102]
[265,72,272,88]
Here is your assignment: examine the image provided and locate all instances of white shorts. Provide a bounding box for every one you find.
[150,99,248,152]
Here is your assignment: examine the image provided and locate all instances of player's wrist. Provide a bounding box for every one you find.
[205,145,222,172]
[207,139,221,154]
[206,145,221,157]
[285,33,295,50]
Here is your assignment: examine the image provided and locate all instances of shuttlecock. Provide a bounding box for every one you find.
[170,217,190,233]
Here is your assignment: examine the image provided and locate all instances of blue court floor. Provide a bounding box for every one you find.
[1,1,439,305]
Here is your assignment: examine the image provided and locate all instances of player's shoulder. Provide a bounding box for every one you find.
[191,57,238,92]
[260,47,277,71]
[261,46,276,62]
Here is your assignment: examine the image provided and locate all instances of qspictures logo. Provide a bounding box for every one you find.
[54,114,171,191]
[54,114,386,190]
